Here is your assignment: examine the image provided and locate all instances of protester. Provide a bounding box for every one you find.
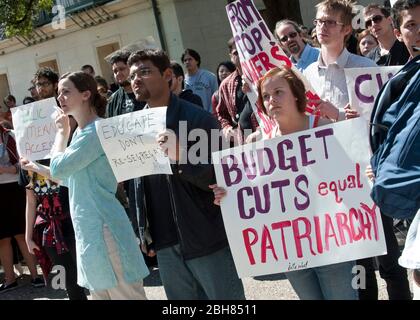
[170,61,203,107]
[0,124,44,293]
[364,4,410,65]
[81,64,95,77]
[34,67,59,100]
[369,0,420,300]
[128,49,245,300]
[95,76,113,100]
[275,19,320,72]
[215,38,258,145]
[20,72,149,299]
[357,29,379,56]
[182,48,218,113]
[0,95,15,126]
[304,0,377,122]
[106,50,145,117]
[211,66,359,300]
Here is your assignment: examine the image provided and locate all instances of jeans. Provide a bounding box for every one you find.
[157,244,245,300]
[357,213,411,300]
[286,261,358,300]
[45,237,87,300]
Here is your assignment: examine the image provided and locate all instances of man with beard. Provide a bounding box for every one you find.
[128,49,245,300]
[105,50,145,117]
[275,19,320,72]
[364,4,410,66]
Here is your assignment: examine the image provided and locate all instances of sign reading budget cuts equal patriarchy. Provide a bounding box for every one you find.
[11,98,59,161]
[345,66,401,121]
[95,107,172,182]
[226,0,321,137]
[212,118,386,278]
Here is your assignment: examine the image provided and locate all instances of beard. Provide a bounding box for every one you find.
[133,88,151,102]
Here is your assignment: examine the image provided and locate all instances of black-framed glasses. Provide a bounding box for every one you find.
[279,32,298,43]
[365,15,384,28]
[130,68,154,81]
[313,19,344,27]
[35,81,52,88]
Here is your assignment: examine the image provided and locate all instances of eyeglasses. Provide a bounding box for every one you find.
[313,19,344,27]
[365,15,384,28]
[279,32,298,43]
[35,81,52,88]
[130,68,154,81]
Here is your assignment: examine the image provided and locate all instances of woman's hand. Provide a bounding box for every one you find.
[20,157,38,172]
[209,184,227,206]
[55,108,71,138]
[26,238,40,254]
[344,104,360,120]
[365,165,375,182]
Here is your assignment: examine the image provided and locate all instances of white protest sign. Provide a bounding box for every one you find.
[212,118,386,278]
[96,107,172,182]
[11,98,58,161]
[226,0,321,137]
[345,66,401,120]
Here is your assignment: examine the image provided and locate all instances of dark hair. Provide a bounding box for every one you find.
[34,67,59,84]
[216,61,236,85]
[392,0,420,30]
[59,72,107,117]
[81,64,95,74]
[94,76,109,89]
[181,49,201,67]
[109,50,132,66]
[22,96,36,105]
[257,66,307,115]
[365,4,391,18]
[3,94,16,104]
[170,61,185,89]
[274,19,302,43]
[127,49,171,73]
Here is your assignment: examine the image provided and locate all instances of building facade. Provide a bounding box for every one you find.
[0,0,376,108]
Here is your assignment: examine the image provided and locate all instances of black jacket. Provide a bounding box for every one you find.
[179,89,203,108]
[367,39,410,66]
[131,94,228,259]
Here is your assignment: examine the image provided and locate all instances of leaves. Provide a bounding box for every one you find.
[0,0,54,37]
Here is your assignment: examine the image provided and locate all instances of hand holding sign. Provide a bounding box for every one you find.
[157,129,185,162]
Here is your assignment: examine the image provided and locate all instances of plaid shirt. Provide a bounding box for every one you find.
[215,70,258,143]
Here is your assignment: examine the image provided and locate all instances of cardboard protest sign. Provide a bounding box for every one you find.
[345,66,401,120]
[212,118,386,278]
[11,98,59,161]
[96,107,172,182]
[225,0,321,137]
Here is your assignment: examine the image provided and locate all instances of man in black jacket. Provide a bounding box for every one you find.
[127,49,245,300]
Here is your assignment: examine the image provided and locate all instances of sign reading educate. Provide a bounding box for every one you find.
[96,107,172,182]
[11,98,59,161]
[212,118,386,278]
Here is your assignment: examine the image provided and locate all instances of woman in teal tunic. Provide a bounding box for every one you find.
[21,72,149,299]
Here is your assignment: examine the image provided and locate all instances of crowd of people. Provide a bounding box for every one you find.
[0,0,419,300]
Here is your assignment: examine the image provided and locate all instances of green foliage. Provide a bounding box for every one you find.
[0,0,54,37]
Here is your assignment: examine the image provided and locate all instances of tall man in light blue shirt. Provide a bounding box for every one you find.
[275,19,320,72]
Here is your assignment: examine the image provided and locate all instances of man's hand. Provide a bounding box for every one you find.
[312,99,339,121]
[344,104,360,119]
[157,130,184,162]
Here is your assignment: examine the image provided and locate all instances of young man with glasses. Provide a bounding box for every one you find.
[34,67,59,100]
[303,0,376,123]
[275,19,320,72]
[128,49,245,300]
[364,4,410,65]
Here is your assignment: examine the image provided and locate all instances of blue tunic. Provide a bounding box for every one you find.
[50,120,149,291]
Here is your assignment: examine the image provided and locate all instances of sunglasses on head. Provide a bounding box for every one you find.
[365,15,384,28]
[279,32,298,43]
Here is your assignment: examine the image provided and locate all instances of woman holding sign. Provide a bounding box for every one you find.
[211,66,358,300]
[21,72,149,299]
